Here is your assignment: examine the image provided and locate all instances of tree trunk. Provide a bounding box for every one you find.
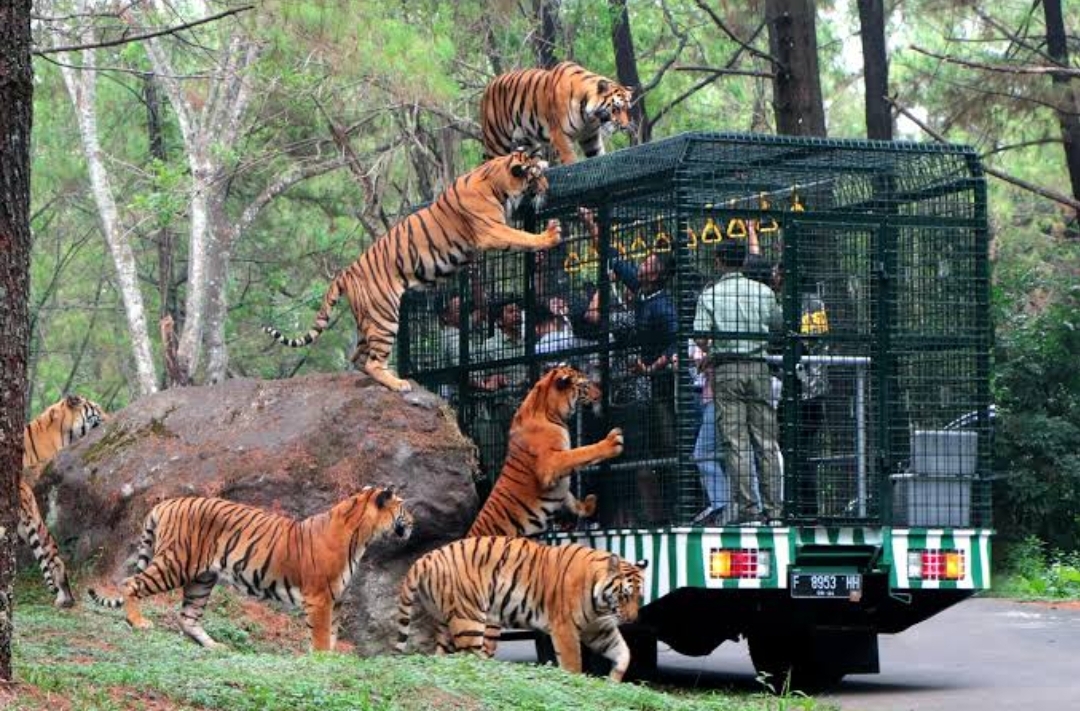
[857,0,892,140]
[145,78,178,325]
[0,0,33,681]
[532,0,561,69]
[59,52,159,396]
[608,0,650,144]
[766,0,827,137]
[1043,0,1080,214]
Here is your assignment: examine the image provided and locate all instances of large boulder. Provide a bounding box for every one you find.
[39,372,479,656]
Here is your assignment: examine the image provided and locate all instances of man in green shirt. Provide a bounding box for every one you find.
[694,238,783,524]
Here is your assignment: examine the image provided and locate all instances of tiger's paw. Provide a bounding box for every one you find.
[128,617,154,631]
[579,494,598,518]
[604,428,625,457]
[542,219,562,247]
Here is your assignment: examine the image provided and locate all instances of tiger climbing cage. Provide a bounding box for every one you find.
[399,132,992,531]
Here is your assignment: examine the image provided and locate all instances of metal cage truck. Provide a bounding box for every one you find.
[399,132,993,689]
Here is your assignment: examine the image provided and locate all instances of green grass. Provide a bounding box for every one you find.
[9,575,829,711]
[991,536,1080,600]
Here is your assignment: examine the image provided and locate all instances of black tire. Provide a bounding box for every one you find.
[748,631,845,694]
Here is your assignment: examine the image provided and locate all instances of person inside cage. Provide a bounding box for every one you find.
[689,339,729,526]
[694,236,784,525]
[472,294,528,475]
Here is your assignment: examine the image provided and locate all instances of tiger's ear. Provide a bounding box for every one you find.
[635,559,649,571]
[555,373,574,390]
[510,162,527,178]
[64,394,83,408]
[597,79,610,94]
[375,487,394,509]
[608,555,620,573]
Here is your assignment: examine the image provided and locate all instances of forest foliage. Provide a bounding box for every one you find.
[25,0,1080,548]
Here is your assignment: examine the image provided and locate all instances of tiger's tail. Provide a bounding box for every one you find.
[88,504,162,610]
[87,588,124,609]
[264,273,345,348]
[395,561,423,654]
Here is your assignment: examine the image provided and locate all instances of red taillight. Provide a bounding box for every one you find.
[908,549,965,580]
[709,549,771,579]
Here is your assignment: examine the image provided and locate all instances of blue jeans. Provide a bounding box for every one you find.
[693,402,729,512]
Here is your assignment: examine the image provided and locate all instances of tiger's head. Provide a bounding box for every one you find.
[586,79,635,139]
[24,394,109,468]
[492,150,550,215]
[338,486,414,541]
[62,394,109,434]
[521,364,600,424]
[595,555,648,623]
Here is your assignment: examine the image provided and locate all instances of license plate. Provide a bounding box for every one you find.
[790,572,863,600]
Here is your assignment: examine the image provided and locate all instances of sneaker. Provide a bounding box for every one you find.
[690,507,716,526]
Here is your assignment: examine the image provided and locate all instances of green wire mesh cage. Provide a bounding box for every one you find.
[400,132,992,530]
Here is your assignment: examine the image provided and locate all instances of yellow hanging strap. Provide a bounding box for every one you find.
[700,217,723,243]
[686,225,698,250]
[653,219,672,253]
[629,232,649,258]
[564,251,582,274]
[726,216,748,239]
[791,187,806,213]
[758,193,779,233]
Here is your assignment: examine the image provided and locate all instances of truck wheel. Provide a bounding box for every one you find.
[748,631,844,694]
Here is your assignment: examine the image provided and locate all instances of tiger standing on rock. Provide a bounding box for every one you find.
[88,486,412,651]
[480,60,635,165]
[19,394,108,608]
[396,536,647,681]
[264,151,561,393]
[467,364,624,538]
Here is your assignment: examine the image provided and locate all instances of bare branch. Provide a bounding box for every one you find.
[909,45,1080,78]
[692,0,779,65]
[34,4,253,55]
[982,138,1062,157]
[637,0,690,97]
[674,65,775,79]
[973,7,1056,64]
[887,95,1080,212]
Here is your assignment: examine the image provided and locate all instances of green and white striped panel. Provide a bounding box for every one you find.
[886,528,993,590]
[552,525,993,604]
[555,527,792,605]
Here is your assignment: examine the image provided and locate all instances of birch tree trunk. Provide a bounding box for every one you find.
[140,20,261,384]
[0,0,33,680]
[58,45,159,396]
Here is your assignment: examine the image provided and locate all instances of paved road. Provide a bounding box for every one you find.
[495,598,1080,710]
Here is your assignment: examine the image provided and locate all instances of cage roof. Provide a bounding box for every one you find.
[541,131,982,210]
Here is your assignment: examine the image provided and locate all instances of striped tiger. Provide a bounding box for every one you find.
[396,536,648,681]
[480,61,635,165]
[467,364,623,538]
[19,394,108,607]
[88,487,412,650]
[264,151,560,393]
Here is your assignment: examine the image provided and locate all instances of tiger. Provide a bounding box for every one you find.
[19,394,108,608]
[467,364,623,538]
[395,536,648,681]
[264,151,561,393]
[480,61,635,165]
[87,486,412,651]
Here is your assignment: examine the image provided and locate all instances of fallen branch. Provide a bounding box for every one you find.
[887,95,1080,212]
[35,5,253,56]
[909,45,1080,78]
